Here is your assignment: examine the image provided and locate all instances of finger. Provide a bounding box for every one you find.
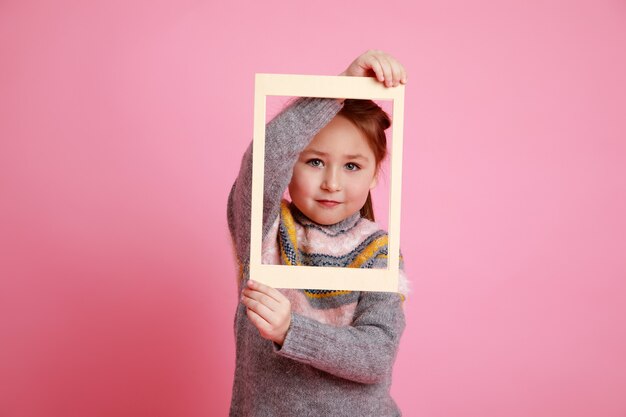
[388,58,404,87]
[359,54,385,82]
[246,307,271,334]
[247,280,287,304]
[382,55,402,87]
[395,59,407,84]
[373,55,394,87]
[242,293,277,323]
[242,288,281,312]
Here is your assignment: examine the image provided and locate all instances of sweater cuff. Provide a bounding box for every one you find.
[272,313,323,362]
[290,97,344,124]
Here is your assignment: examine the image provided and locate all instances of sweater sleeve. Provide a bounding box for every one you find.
[274,291,406,384]
[227,98,343,265]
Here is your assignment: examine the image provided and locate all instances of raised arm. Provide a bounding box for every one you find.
[227,98,343,264]
[227,49,407,265]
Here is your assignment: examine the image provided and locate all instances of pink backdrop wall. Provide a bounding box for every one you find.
[2,1,625,416]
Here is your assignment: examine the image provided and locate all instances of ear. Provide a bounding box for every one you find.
[369,174,378,189]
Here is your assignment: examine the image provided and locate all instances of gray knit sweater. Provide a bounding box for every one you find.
[227,97,406,416]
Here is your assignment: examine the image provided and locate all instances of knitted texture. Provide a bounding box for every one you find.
[227,97,407,417]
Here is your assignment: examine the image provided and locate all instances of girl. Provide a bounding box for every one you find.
[227,50,409,416]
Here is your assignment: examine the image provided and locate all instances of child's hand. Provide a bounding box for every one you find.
[340,50,407,87]
[241,280,292,346]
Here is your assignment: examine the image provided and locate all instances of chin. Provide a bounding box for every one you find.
[316,212,351,226]
[306,213,337,225]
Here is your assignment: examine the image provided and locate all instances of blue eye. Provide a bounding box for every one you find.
[307,159,324,167]
[345,162,360,171]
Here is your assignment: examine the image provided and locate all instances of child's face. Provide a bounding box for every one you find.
[288,115,378,225]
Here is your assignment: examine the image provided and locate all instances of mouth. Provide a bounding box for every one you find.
[316,199,341,208]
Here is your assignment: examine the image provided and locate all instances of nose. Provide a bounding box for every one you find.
[321,167,341,192]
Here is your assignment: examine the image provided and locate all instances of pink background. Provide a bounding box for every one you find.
[1,1,625,416]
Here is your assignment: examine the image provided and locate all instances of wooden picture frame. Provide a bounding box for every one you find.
[250,74,405,292]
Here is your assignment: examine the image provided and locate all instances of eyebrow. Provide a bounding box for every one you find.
[301,149,369,160]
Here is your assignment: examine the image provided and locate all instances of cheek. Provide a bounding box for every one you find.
[348,174,376,196]
[289,168,312,196]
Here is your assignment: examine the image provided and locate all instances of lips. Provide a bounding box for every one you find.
[316,199,341,208]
